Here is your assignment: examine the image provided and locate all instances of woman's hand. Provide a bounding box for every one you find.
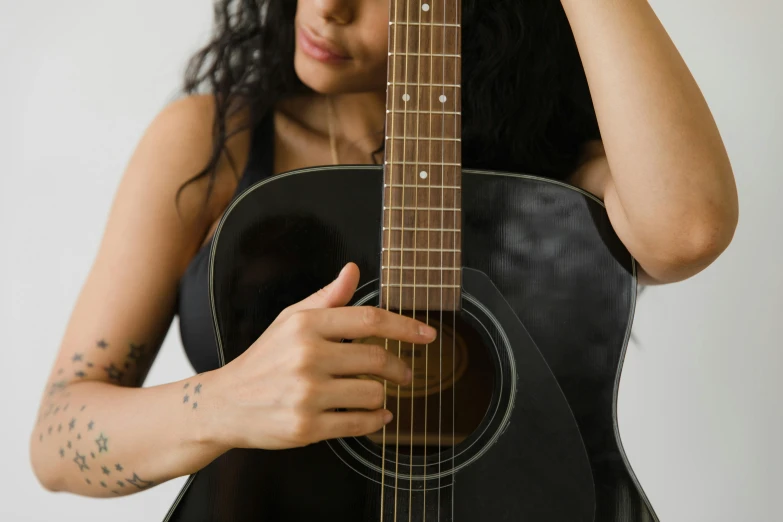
[208,262,437,451]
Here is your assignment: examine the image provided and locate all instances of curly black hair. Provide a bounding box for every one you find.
[179,0,600,206]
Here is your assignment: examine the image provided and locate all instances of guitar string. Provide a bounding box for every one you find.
[451,2,460,519]
[393,0,414,519]
[422,0,437,518]
[381,0,403,519]
[438,0,447,521]
[409,0,425,518]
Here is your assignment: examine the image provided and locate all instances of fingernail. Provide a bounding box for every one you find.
[384,411,394,424]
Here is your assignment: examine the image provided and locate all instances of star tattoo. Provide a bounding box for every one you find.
[102,465,111,475]
[95,433,109,453]
[117,480,125,487]
[87,420,94,431]
[69,418,76,431]
[194,383,202,395]
[115,463,124,472]
[128,343,144,361]
[193,402,198,409]
[97,339,108,349]
[59,448,64,457]
[75,371,86,378]
[73,452,89,471]
[67,441,72,449]
[126,473,154,490]
[72,353,83,362]
[183,395,189,404]
[103,364,123,383]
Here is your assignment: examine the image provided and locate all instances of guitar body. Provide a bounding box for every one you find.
[164,166,658,522]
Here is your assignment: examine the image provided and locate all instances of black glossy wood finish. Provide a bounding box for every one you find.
[164,166,658,522]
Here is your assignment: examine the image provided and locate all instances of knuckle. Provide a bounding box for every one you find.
[291,378,318,407]
[367,381,385,408]
[289,414,314,443]
[368,345,390,371]
[287,310,311,332]
[291,341,318,371]
[361,306,383,327]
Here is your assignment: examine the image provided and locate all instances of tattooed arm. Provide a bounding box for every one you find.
[31,370,225,496]
[29,95,251,496]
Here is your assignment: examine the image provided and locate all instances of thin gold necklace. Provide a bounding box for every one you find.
[326,95,339,165]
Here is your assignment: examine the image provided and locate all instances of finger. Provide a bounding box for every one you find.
[308,306,437,344]
[276,262,360,324]
[324,342,411,386]
[315,409,394,441]
[318,378,389,411]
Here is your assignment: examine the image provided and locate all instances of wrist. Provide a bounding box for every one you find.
[186,368,234,453]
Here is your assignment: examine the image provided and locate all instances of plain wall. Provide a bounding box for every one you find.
[1,0,781,520]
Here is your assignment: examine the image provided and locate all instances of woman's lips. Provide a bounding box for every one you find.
[298,25,351,63]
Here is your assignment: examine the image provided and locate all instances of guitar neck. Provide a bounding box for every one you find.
[381,0,463,312]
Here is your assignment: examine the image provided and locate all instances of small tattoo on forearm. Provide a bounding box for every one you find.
[103,364,123,383]
[73,451,89,471]
[126,472,154,490]
[183,382,202,410]
[102,465,111,475]
[95,433,108,453]
[59,448,65,457]
[67,441,72,449]
[72,353,83,362]
[97,339,108,349]
[85,478,91,485]
[69,418,76,431]
[87,420,94,430]
[115,463,123,471]
[116,480,125,487]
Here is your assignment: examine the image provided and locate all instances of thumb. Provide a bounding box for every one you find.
[278,262,360,320]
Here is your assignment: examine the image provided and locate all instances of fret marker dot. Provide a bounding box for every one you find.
[422,4,430,11]
[439,95,447,103]
[420,171,428,179]
[403,94,411,102]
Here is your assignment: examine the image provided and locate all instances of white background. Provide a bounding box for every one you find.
[1,0,781,520]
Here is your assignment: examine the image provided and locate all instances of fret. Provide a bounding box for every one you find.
[390,52,461,58]
[382,264,461,268]
[389,25,459,55]
[383,227,460,231]
[386,137,460,142]
[385,184,460,189]
[383,247,460,252]
[384,186,458,208]
[388,55,461,85]
[389,82,460,88]
[387,110,460,115]
[386,161,460,166]
[384,207,460,212]
[380,288,460,312]
[390,22,460,27]
[381,283,461,288]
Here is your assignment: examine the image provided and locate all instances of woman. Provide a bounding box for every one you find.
[30,0,738,501]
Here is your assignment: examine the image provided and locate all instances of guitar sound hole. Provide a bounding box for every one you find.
[352,312,494,456]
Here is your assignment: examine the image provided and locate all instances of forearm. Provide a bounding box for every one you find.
[30,371,227,497]
[560,0,738,269]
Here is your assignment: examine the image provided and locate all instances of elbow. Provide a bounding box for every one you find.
[29,432,64,493]
[637,206,738,284]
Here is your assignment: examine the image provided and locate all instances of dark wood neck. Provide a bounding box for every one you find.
[381,0,462,312]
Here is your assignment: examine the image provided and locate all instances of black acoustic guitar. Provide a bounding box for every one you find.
[164,0,658,520]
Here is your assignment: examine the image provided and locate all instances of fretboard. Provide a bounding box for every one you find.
[381,0,462,312]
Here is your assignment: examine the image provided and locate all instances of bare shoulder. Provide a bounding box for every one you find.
[130,94,252,242]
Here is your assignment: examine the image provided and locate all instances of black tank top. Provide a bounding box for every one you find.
[176,113,275,374]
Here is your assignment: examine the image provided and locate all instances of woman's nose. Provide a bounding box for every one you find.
[313,0,355,25]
